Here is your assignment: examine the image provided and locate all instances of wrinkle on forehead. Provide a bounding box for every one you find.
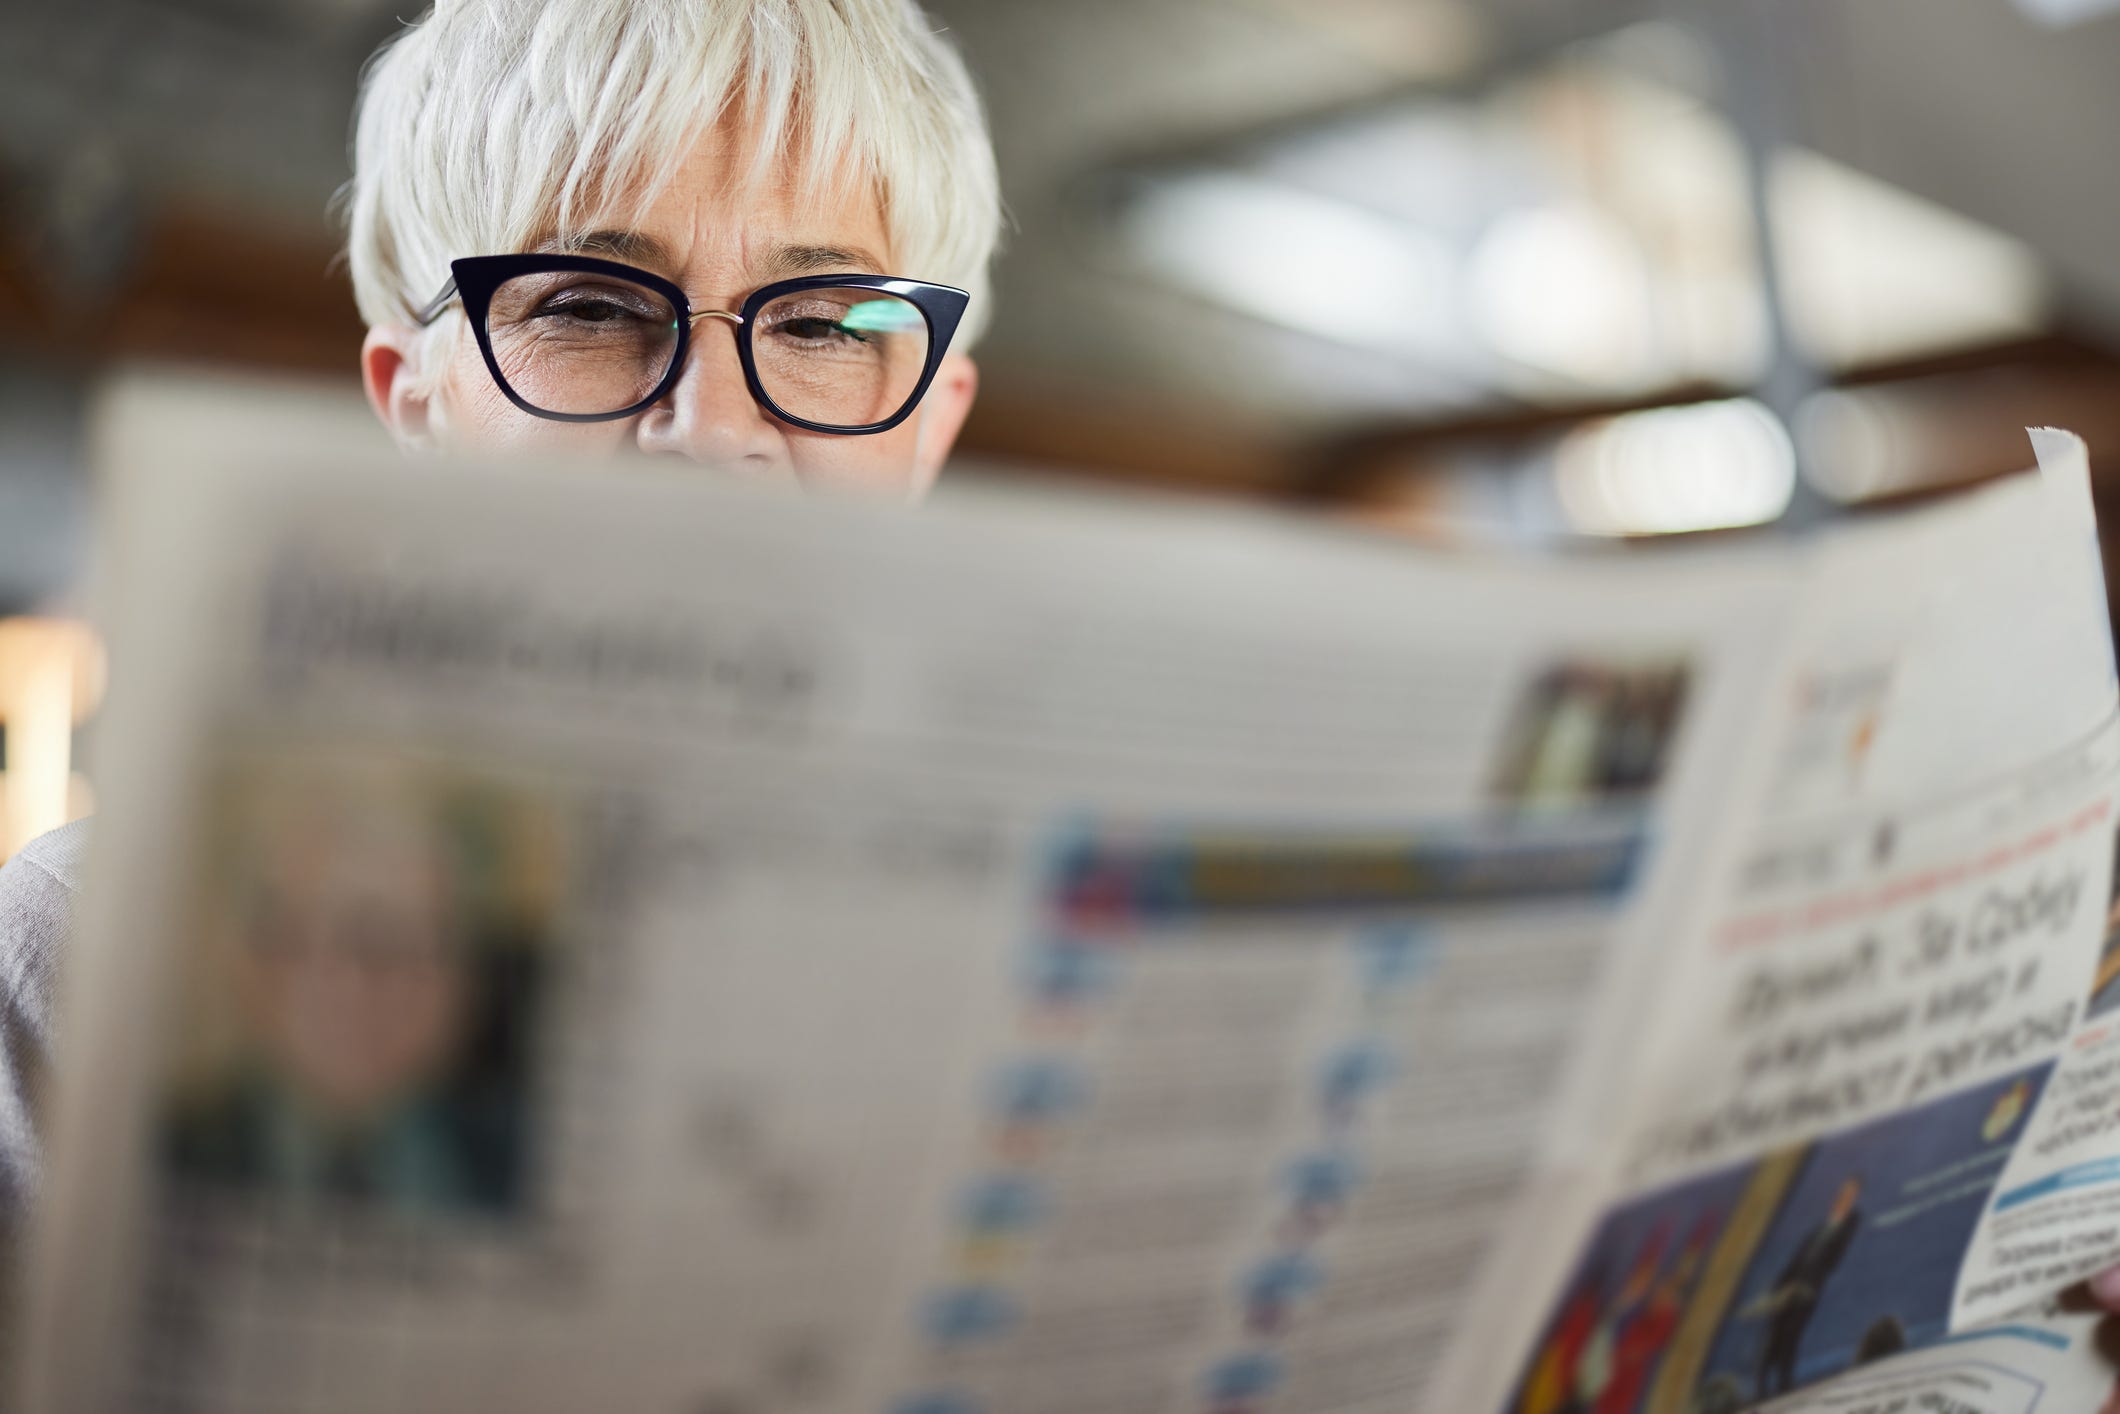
[534,227,884,270]
[533,112,891,284]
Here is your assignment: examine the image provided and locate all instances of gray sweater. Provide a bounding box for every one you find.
[0,819,86,1225]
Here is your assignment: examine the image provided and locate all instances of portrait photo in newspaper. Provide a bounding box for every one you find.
[156,754,564,1223]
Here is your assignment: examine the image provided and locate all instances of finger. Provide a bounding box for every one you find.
[2091,1265,2120,1310]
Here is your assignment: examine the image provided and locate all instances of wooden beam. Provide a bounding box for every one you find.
[0,202,365,377]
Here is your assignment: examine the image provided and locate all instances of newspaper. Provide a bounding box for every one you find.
[12,428,2120,1414]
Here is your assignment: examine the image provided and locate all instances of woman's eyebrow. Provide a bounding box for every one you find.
[766,243,885,276]
[537,229,674,266]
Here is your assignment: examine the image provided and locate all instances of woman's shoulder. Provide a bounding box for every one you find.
[3,818,90,896]
[0,817,92,1014]
[0,817,88,1209]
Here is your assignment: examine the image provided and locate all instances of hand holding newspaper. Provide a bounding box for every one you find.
[15,427,2120,1413]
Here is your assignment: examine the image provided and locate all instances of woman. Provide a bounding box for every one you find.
[351,0,997,491]
[0,0,1001,1225]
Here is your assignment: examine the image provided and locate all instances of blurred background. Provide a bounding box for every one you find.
[2,0,2119,855]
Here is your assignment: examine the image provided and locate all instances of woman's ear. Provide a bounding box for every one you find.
[361,324,442,451]
[910,353,979,497]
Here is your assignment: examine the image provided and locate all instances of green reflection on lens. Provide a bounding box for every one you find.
[840,298,924,333]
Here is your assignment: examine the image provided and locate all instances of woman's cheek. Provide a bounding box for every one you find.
[787,422,930,498]
[438,356,630,458]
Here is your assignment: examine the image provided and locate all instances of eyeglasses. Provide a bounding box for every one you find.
[416,254,969,435]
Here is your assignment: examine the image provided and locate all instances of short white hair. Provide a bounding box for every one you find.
[343,0,1003,357]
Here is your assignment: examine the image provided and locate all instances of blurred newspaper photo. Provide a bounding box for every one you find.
[15,428,2120,1414]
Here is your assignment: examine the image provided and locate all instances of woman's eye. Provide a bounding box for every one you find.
[776,315,857,342]
[520,281,661,324]
[543,297,632,322]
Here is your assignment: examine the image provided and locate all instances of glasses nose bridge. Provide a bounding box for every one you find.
[666,306,748,396]
[660,306,759,426]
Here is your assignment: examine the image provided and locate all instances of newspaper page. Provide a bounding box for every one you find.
[1739,1313,2120,1414]
[1466,431,2120,1414]
[1954,443,2120,1330]
[17,436,1792,1414]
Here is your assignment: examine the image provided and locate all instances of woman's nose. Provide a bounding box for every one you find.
[633,321,793,478]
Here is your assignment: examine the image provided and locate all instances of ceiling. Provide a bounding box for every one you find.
[929,0,2120,438]
[2,0,2118,447]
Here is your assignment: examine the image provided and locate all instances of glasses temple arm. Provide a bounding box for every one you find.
[413,278,460,327]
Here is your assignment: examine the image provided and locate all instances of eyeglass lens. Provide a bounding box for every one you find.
[485,271,931,426]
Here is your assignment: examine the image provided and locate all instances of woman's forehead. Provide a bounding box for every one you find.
[549,125,894,282]
[534,227,892,284]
